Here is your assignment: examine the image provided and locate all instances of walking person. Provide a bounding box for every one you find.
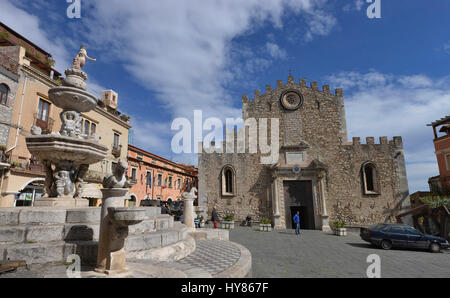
[194,216,199,229]
[293,211,301,235]
[212,207,219,229]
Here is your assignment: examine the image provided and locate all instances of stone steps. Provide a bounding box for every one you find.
[0,216,174,245]
[0,222,192,265]
[0,207,175,244]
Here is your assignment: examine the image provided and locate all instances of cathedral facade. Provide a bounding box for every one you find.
[198,75,410,230]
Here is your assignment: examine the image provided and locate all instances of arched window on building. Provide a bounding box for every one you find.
[221,165,236,197]
[0,84,9,105]
[361,162,380,195]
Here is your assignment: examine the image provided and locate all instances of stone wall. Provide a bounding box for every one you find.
[199,75,410,227]
[0,48,20,147]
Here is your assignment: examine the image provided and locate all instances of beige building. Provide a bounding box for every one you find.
[0,23,130,207]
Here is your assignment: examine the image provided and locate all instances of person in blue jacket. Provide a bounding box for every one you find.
[293,211,301,235]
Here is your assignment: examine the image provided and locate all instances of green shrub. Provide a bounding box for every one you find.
[333,221,345,229]
[420,195,450,209]
[223,214,234,221]
[260,218,271,224]
[0,31,10,39]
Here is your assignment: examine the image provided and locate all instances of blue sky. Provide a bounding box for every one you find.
[1,0,449,193]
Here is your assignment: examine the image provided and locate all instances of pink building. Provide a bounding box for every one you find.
[127,144,198,206]
[428,116,450,195]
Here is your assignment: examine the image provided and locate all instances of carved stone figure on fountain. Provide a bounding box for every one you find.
[53,170,75,197]
[62,46,96,91]
[103,160,131,189]
[72,46,96,70]
[60,110,82,137]
[74,164,89,198]
[43,160,55,197]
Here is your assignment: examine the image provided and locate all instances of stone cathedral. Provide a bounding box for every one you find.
[198,75,410,230]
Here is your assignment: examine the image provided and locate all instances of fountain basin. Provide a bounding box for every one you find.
[48,86,98,112]
[26,134,108,165]
[108,207,146,227]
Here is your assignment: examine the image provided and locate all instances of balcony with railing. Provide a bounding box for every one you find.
[7,155,45,176]
[33,113,55,134]
[112,144,122,158]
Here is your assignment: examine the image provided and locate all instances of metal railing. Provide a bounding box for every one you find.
[33,113,55,134]
[112,144,122,158]
[7,155,45,175]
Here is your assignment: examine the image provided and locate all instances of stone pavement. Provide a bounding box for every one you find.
[229,226,450,278]
[0,237,250,278]
[178,240,241,276]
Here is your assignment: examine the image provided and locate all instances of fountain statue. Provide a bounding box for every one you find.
[95,160,145,275]
[25,46,108,207]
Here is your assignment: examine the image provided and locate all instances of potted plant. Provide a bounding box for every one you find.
[11,161,21,168]
[221,214,235,229]
[417,216,424,225]
[333,221,347,236]
[259,218,272,232]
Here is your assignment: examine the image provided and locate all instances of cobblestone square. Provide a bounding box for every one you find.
[229,227,450,278]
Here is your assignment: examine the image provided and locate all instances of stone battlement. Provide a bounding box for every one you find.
[242,75,343,103]
[348,136,403,148]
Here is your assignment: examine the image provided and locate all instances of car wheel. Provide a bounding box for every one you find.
[380,240,392,250]
[429,243,441,253]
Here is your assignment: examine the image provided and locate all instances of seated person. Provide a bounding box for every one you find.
[245,215,252,226]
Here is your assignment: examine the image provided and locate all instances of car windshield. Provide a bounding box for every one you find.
[369,224,386,230]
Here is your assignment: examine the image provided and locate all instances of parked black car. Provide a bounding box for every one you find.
[360,223,449,253]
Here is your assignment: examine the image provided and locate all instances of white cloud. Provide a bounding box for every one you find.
[266,42,287,59]
[343,0,364,12]
[87,81,108,99]
[326,71,448,193]
[304,9,337,42]
[79,0,335,117]
[77,0,337,155]
[444,41,450,54]
[130,119,172,154]
[398,74,433,88]
[355,0,364,11]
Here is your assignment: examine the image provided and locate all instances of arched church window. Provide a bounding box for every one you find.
[221,165,236,197]
[0,83,9,105]
[361,162,380,195]
[225,169,233,193]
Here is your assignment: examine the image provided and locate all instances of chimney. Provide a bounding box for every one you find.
[101,90,118,109]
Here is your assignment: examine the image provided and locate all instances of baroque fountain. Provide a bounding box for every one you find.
[25,46,147,276]
[26,46,108,207]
